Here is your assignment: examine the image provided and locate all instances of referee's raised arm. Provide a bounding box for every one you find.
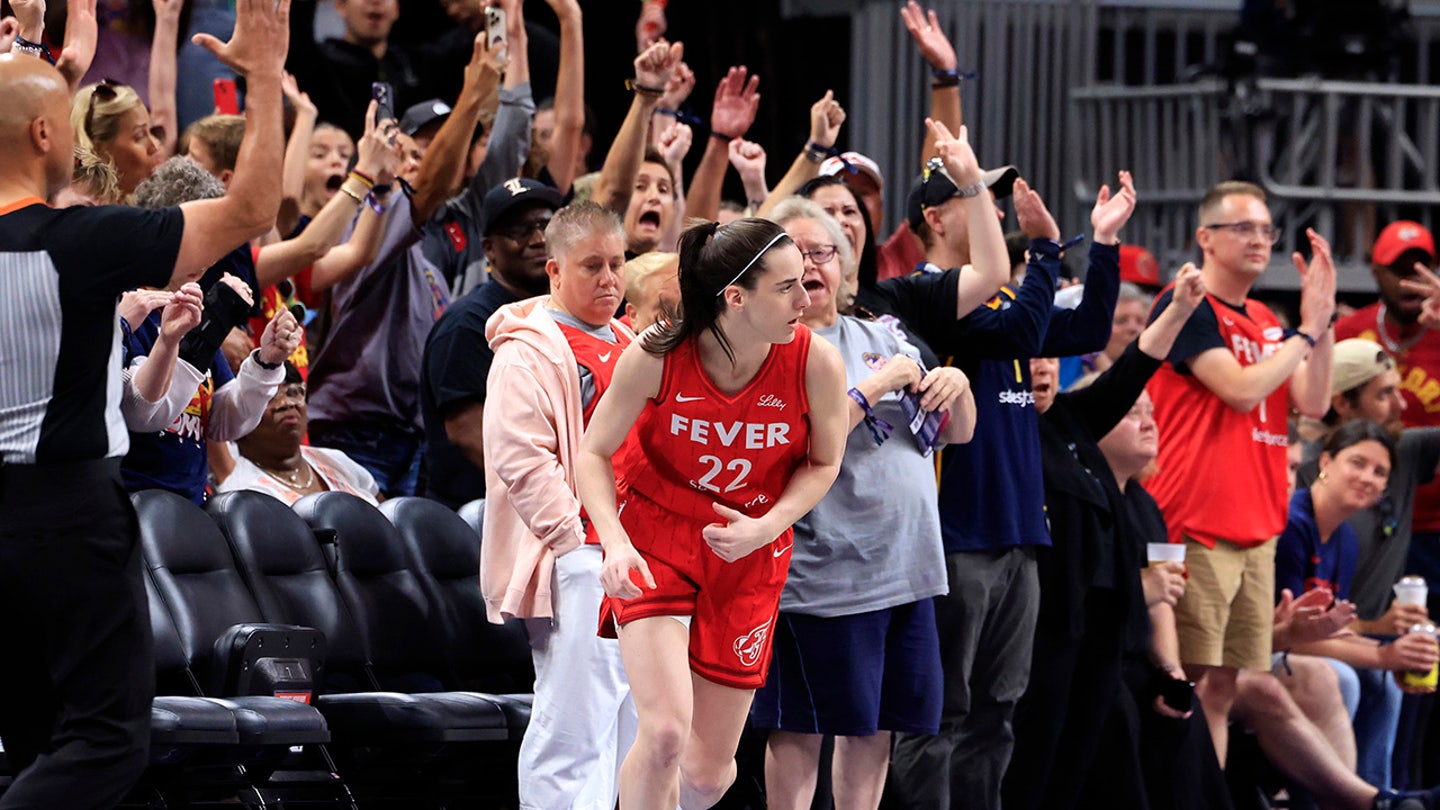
[170,0,292,288]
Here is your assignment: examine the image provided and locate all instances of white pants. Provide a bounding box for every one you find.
[519,545,637,810]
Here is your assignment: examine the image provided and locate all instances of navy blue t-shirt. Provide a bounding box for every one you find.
[1276,487,1358,601]
[419,278,525,508]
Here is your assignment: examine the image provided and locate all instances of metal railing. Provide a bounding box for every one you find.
[848,0,1440,291]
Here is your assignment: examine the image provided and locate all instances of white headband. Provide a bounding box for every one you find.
[715,232,788,297]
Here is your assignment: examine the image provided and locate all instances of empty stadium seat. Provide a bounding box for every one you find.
[380,496,533,733]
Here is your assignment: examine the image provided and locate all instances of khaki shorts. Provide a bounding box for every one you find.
[1173,535,1276,672]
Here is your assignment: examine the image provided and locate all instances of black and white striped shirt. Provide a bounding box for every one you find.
[0,198,182,466]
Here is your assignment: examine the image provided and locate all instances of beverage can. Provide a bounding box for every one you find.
[1402,622,1439,693]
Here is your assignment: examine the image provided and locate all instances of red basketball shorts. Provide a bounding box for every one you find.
[598,490,793,690]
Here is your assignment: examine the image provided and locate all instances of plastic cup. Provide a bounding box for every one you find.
[1395,578,1429,607]
[1148,543,1186,568]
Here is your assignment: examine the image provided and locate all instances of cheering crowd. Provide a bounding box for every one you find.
[7,0,1440,808]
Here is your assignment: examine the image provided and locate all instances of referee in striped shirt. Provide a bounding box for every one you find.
[0,1,291,805]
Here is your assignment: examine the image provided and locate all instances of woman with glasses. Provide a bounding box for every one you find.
[217,363,382,504]
[71,79,163,199]
[753,196,975,810]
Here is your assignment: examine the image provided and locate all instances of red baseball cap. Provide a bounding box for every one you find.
[1119,244,1161,288]
[1373,221,1436,267]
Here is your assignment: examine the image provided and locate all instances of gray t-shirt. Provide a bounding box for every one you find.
[781,316,949,617]
[308,192,450,431]
[1299,427,1440,619]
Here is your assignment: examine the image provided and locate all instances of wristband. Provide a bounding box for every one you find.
[625,78,665,97]
[847,387,894,447]
[251,350,282,371]
[12,36,54,66]
[709,130,735,143]
[178,282,253,374]
[931,66,979,81]
[1293,330,1318,349]
[931,75,961,90]
[655,107,705,127]
[338,184,365,206]
[348,170,375,189]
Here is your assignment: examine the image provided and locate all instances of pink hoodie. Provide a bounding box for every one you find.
[480,296,635,623]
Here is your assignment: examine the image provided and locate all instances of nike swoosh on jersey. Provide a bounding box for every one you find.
[772,544,793,557]
[675,393,705,403]
[598,351,613,363]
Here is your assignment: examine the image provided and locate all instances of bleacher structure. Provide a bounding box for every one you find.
[848,0,1440,291]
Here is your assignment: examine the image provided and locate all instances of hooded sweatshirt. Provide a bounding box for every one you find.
[480,296,635,622]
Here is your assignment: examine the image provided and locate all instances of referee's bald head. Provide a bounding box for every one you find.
[0,54,75,197]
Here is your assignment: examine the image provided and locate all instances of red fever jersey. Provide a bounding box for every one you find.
[1146,292,1291,548]
[558,320,632,545]
[619,326,813,522]
[1337,302,1440,531]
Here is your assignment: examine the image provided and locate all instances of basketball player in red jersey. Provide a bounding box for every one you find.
[577,217,849,810]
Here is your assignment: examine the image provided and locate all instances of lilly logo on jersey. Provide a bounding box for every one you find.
[669,414,791,449]
[756,394,787,410]
[734,619,772,668]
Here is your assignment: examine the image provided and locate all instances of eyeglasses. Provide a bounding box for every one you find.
[84,78,122,141]
[797,244,839,264]
[492,219,549,242]
[1204,220,1281,244]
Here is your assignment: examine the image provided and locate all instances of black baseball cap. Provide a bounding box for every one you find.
[907,162,1019,230]
[399,99,453,136]
[481,178,565,235]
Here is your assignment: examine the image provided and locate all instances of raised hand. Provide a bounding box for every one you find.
[259,307,302,366]
[192,0,290,78]
[636,0,666,52]
[660,60,696,112]
[1091,170,1137,245]
[281,71,316,117]
[727,138,766,185]
[1012,177,1061,242]
[152,0,183,25]
[634,40,683,94]
[1400,263,1440,330]
[702,503,775,563]
[809,89,846,150]
[159,283,204,341]
[217,272,255,307]
[900,0,957,72]
[710,65,761,140]
[923,118,982,187]
[354,100,400,183]
[461,29,507,102]
[10,0,44,40]
[1293,228,1338,336]
[56,0,98,91]
[1170,262,1206,313]
[659,121,694,170]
